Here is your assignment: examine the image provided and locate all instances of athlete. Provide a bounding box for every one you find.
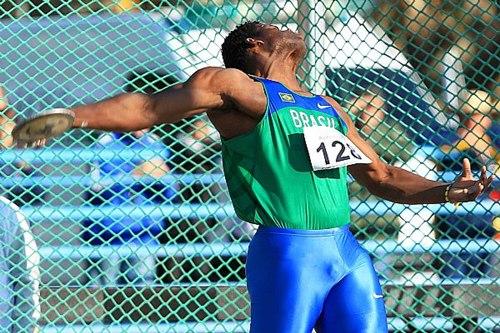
[22,22,492,332]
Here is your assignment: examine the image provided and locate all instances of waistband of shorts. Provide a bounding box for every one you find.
[256,224,350,236]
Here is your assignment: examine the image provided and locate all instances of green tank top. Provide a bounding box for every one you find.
[221,77,351,229]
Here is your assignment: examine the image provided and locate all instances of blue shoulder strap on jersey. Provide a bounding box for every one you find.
[250,75,347,130]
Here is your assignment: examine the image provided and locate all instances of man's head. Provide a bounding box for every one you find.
[221,21,306,74]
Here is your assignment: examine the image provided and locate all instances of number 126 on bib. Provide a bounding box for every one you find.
[303,126,372,171]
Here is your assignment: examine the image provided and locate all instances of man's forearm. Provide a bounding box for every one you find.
[71,93,156,131]
[368,165,448,204]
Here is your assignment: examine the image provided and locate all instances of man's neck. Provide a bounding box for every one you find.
[256,64,304,93]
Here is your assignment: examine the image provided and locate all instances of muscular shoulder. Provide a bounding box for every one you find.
[321,95,355,129]
[188,67,255,91]
[189,67,266,119]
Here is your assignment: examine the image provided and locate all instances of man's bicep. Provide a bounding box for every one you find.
[149,70,225,124]
[346,123,391,186]
[345,118,382,165]
[324,96,389,184]
[160,68,263,120]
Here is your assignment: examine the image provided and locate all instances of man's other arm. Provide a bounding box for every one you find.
[323,97,492,204]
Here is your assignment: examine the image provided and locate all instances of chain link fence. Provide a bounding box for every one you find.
[0,0,498,332]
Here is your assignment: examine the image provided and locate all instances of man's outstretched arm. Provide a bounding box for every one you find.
[71,67,251,131]
[324,97,493,205]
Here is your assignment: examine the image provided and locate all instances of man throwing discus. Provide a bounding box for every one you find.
[16,22,492,333]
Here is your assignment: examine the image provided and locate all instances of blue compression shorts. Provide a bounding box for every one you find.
[246,225,388,333]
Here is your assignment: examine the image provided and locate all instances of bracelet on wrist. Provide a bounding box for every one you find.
[445,184,461,207]
[444,184,451,202]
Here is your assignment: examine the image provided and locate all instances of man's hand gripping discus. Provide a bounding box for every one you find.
[12,109,75,147]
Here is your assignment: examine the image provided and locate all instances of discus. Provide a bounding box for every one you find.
[12,108,75,143]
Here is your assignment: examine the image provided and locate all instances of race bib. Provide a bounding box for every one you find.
[303,126,372,171]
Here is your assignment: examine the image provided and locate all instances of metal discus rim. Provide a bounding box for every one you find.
[12,108,75,142]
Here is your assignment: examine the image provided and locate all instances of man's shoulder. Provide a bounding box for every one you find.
[190,67,253,86]
[320,95,342,109]
[194,66,247,76]
[320,95,351,121]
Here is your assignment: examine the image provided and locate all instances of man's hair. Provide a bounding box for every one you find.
[221,21,262,71]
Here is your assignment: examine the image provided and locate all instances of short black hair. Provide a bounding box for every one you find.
[221,21,262,72]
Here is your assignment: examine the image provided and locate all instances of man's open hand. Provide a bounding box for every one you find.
[448,158,494,203]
